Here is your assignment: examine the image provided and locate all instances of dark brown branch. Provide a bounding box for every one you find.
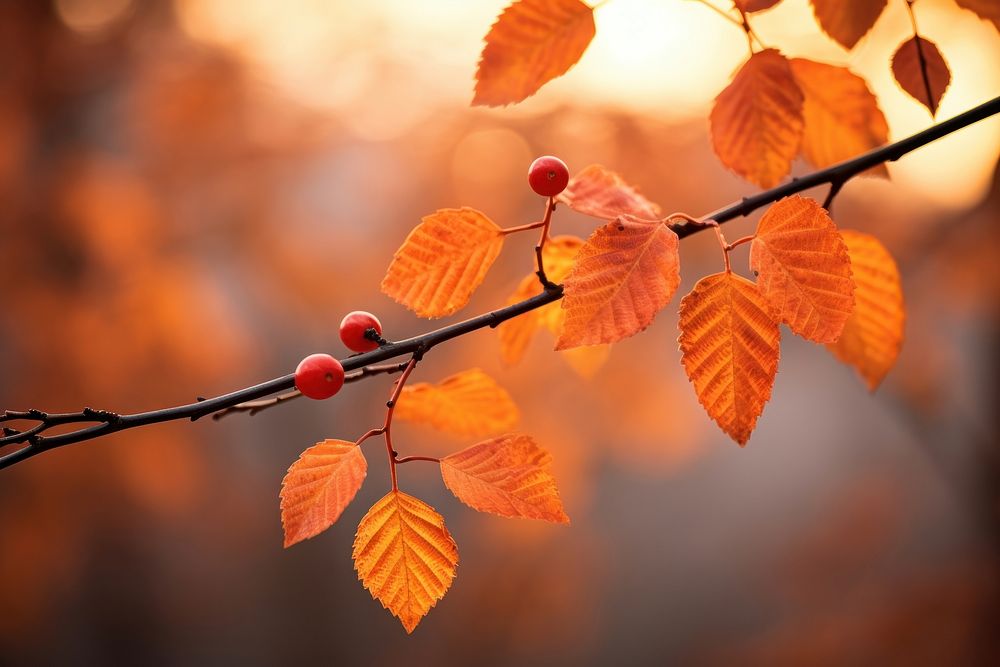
[210,362,410,420]
[2,94,998,471]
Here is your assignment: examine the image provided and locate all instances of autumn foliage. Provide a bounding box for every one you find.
[274,0,983,632]
[4,0,995,645]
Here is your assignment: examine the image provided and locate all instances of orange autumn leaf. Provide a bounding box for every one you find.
[497,274,543,366]
[556,164,662,221]
[790,59,889,175]
[827,230,905,391]
[891,36,951,116]
[498,235,610,375]
[497,237,612,373]
[556,216,680,349]
[710,49,804,188]
[280,440,367,548]
[734,0,782,12]
[810,0,887,50]
[440,433,570,523]
[473,0,595,106]
[352,490,459,634]
[381,207,504,318]
[395,368,519,437]
[678,272,781,445]
[956,0,1000,31]
[750,196,855,343]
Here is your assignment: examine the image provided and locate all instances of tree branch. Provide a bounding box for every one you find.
[2,95,998,470]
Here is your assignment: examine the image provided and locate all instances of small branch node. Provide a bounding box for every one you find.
[364,328,391,347]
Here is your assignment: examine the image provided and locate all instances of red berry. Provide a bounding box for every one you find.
[339,311,383,353]
[295,353,345,400]
[528,156,569,197]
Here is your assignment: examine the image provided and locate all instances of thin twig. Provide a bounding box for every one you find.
[2,95,998,471]
[822,179,845,211]
[691,0,765,49]
[210,362,409,421]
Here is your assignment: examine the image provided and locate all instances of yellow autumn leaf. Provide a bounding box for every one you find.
[353,491,458,633]
[381,207,504,318]
[395,368,519,437]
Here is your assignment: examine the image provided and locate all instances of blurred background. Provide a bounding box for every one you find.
[1,0,998,664]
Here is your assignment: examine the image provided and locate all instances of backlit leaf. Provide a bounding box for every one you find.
[280,440,367,548]
[473,0,595,106]
[678,272,780,445]
[734,0,782,12]
[810,0,887,49]
[353,491,458,633]
[556,164,662,221]
[395,368,519,437]
[827,230,905,391]
[381,207,504,318]
[556,216,680,349]
[891,36,951,116]
[956,0,1000,31]
[790,59,888,175]
[750,196,855,343]
[498,236,611,375]
[440,433,570,523]
[710,49,804,188]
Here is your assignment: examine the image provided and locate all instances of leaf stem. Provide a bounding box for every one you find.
[394,455,440,464]
[691,1,767,51]
[725,235,755,252]
[710,222,733,273]
[382,356,419,492]
[500,220,547,235]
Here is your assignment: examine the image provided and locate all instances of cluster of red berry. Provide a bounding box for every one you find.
[294,156,569,400]
[294,311,382,399]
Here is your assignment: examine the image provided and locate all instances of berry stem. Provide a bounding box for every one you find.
[534,197,557,289]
